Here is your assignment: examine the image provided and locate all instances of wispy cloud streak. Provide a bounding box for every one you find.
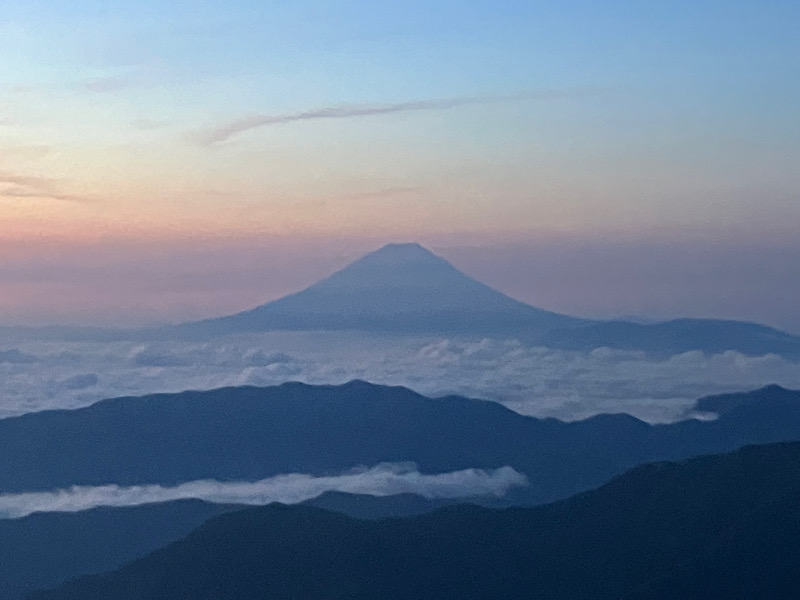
[0,464,527,518]
[195,89,592,145]
[0,171,95,204]
[81,76,137,93]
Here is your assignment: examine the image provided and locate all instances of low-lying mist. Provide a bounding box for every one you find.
[0,464,526,519]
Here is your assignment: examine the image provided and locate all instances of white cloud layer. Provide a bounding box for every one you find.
[0,464,527,519]
[1,332,800,422]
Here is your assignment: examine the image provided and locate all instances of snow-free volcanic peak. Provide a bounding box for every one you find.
[173,243,800,356]
[183,242,582,335]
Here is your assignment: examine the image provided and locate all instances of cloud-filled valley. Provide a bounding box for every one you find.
[0,464,526,519]
[2,331,799,423]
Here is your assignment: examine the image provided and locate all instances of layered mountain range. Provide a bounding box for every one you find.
[2,381,799,506]
[1,381,798,598]
[2,243,797,598]
[0,493,454,600]
[27,441,800,600]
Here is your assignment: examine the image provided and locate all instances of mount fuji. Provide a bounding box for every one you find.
[174,242,800,356]
[180,242,585,336]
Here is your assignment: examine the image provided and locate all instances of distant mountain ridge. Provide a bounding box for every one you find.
[541,317,800,356]
[2,380,800,506]
[28,441,800,600]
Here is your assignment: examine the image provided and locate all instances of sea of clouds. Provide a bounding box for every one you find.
[0,464,527,519]
[2,331,800,423]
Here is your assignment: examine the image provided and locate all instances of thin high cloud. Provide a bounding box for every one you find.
[0,464,527,518]
[194,89,592,145]
[0,172,55,190]
[0,171,94,204]
[78,69,153,94]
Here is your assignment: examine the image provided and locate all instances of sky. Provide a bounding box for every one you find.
[1,0,799,329]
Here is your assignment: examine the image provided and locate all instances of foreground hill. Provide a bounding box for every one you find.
[2,381,800,507]
[0,492,446,600]
[0,500,238,600]
[29,442,800,600]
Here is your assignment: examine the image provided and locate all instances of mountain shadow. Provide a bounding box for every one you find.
[27,441,800,600]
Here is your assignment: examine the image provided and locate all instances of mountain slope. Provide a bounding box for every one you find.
[28,442,800,600]
[1,381,799,506]
[302,491,452,519]
[180,242,585,335]
[0,500,239,600]
[0,492,452,600]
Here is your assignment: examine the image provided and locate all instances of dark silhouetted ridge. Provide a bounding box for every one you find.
[28,442,800,600]
[1,381,799,507]
[0,500,239,600]
[694,383,797,415]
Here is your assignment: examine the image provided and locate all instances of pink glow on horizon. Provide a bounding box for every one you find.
[0,230,798,334]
